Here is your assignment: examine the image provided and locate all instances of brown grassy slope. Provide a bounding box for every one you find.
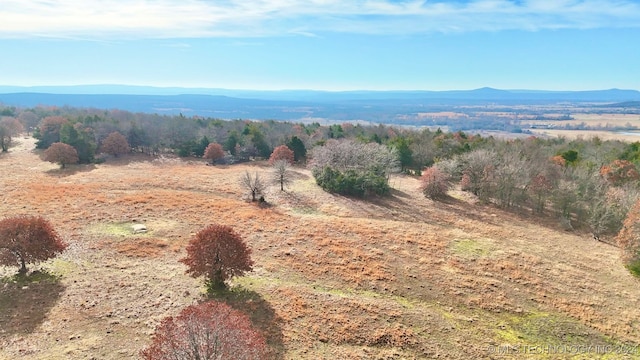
[1,137,639,359]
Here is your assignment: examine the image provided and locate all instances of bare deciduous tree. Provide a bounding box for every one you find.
[458,149,498,196]
[240,171,265,202]
[0,117,24,152]
[309,139,399,175]
[271,159,291,191]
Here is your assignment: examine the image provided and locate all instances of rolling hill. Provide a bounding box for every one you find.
[1,137,639,359]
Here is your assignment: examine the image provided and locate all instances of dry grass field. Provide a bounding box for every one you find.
[2,137,640,359]
[526,113,640,141]
[528,129,640,142]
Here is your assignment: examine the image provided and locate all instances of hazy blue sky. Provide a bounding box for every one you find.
[1,0,639,91]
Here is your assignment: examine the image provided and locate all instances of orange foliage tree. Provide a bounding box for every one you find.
[100,131,130,157]
[268,145,294,165]
[600,159,640,186]
[44,142,79,168]
[203,142,224,164]
[180,225,253,292]
[140,301,268,360]
[0,216,67,275]
[550,155,567,167]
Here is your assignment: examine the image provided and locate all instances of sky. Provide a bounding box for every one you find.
[1,0,639,91]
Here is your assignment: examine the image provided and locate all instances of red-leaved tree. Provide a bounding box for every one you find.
[0,216,67,274]
[44,142,79,168]
[180,225,253,292]
[100,131,130,157]
[140,301,268,360]
[268,145,294,165]
[420,166,450,199]
[203,142,224,164]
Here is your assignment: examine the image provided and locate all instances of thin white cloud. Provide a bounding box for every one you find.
[0,0,639,39]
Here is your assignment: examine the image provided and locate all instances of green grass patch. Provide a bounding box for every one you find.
[291,206,321,215]
[625,259,640,278]
[0,269,61,286]
[87,219,180,239]
[450,238,494,259]
[48,258,77,276]
[495,312,616,348]
[88,222,148,237]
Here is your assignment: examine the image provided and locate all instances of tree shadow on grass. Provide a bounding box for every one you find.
[429,195,502,226]
[389,188,412,199]
[209,286,285,359]
[289,169,310,181]
[0,270,65,337]
[45,164,97,177]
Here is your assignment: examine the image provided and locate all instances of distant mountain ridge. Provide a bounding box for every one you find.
[1,85,639,101]
[1,85,639,121]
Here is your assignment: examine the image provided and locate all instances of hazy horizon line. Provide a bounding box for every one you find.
[1,83,639,93]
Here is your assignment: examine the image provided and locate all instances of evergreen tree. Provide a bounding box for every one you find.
[286,136,307,162]
[224,130,240,156]
[60,122,96,163]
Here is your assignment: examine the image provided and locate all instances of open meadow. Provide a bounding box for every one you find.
[1,137,640,359]
[525,113,640,141]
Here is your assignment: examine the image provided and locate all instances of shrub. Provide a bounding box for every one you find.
[203,142,224,164]
[309,140,398,197]
[312,166,390,197]
[141,301,268,360]
[420,166,450,199]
